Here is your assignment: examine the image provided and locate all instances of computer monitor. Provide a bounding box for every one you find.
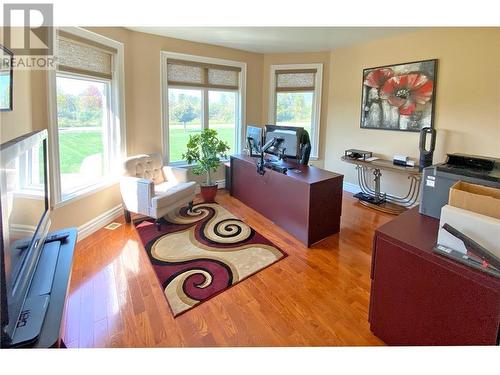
[264,125,304,159]
[246,125,263,156]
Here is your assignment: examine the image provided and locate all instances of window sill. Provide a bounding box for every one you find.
[168,159,230,169]
[52,178,119,210]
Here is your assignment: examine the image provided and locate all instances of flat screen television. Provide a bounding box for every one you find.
[0,130,50,346]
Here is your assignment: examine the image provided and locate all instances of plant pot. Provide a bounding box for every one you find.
[200,184,218,203]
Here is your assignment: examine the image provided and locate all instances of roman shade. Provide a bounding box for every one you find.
[275,69,317,92]
[56,31,116,80]
[167,59,241,90]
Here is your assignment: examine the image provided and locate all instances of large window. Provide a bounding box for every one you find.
[56,75,109,195]
[162,54,245,164]
[49,28,125,204]
[270,64,323,159]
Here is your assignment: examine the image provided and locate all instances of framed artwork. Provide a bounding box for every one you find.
[0,45,14,111]
[360,59,437,132]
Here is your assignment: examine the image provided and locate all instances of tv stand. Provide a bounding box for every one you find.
[10,228,77,348]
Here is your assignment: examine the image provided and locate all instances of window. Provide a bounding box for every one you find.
[49,28,125,205]
[162,53,245,164]
[56,75,109,195]
[269,64,323,159]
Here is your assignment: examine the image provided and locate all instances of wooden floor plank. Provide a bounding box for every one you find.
[62,190,393,347]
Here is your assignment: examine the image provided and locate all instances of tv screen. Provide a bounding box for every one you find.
[0,130,50,341]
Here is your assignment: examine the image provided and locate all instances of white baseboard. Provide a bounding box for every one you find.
[343,181,361,194]
[77,204,123,241]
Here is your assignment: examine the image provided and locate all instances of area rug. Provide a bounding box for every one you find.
[134,203,287,317]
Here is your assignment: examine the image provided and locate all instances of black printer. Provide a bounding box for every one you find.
[419,153,500,219]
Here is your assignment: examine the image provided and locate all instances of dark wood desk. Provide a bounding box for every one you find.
[369,208,500,345]
[230,154,344,246]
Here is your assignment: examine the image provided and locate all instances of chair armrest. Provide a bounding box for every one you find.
[119,176,154,216]
[163,166,190,183]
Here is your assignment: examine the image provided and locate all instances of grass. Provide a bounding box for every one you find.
[58,124,235,173]
[59,130,103,173]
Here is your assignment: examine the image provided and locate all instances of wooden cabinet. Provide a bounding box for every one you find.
[369,208,500,345]
[230,154,343,246]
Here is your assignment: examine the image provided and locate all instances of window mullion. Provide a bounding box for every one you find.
[203,88,209,129]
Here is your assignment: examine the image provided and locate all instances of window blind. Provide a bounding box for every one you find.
[275,69,317,92]
[56,31,116,80]
[167,59,240,90]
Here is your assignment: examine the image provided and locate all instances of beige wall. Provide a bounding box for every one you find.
[87,27,265,157]
[3,27,499,232]
[0,28,34,142]
[2,27,265,231]
[261,52,330,168]
[325,28,500,196]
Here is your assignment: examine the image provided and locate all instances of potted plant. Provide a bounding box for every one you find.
[183,128,230,203]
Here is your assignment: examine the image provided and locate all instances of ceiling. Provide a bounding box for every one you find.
[127,27,419,54]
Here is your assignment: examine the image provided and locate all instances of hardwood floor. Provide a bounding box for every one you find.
[62,190,394,347]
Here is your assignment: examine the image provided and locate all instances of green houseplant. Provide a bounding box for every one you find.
[183,128,230,202]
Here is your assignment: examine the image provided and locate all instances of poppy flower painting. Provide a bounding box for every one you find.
[360,59,437,132]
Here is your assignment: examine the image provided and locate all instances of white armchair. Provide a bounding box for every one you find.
[120,153,196,229]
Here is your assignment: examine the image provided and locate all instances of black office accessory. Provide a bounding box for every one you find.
[418,126,436,171]
[420,153,500,219]
[433,224,500,279]
[264,161,288,174]
[353,191,386,205]
[1,130,77,348]
[442,223,500,270]
[344,149,373,161]
[256,135,285,175]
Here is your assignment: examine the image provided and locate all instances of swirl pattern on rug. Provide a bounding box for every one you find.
[134,203,287,317]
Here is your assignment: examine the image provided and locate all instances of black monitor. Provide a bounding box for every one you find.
[246,125,263,157]
[264,125,311,165]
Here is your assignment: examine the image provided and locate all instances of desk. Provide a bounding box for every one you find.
[341,156,422,214]
[369,208,500,345]
[230,154,344,246]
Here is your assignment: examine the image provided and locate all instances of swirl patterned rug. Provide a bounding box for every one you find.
[134,203,287,317]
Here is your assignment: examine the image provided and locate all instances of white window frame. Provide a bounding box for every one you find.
[161,51,247,166]
[47,27,126,208]
[268,63,323,160]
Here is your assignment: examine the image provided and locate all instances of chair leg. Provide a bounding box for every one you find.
[188,200,194,212]
[124,209,131,223]
[155,218,162,231]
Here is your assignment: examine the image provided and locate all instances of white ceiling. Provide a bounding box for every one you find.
[127,27,418,54]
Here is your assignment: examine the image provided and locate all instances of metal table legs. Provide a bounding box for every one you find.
[355,165,422,214]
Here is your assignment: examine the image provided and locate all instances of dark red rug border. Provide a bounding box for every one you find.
[132,202,288,318]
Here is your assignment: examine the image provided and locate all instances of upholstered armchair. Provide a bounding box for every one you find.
[120,153,196,229]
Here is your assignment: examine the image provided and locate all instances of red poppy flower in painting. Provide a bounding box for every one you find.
[364,68,394,88]
[380,73,433,114]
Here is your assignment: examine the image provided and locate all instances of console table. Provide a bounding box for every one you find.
[341,156,421,214]
[230,154,344,246]
[369,207,500,345]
